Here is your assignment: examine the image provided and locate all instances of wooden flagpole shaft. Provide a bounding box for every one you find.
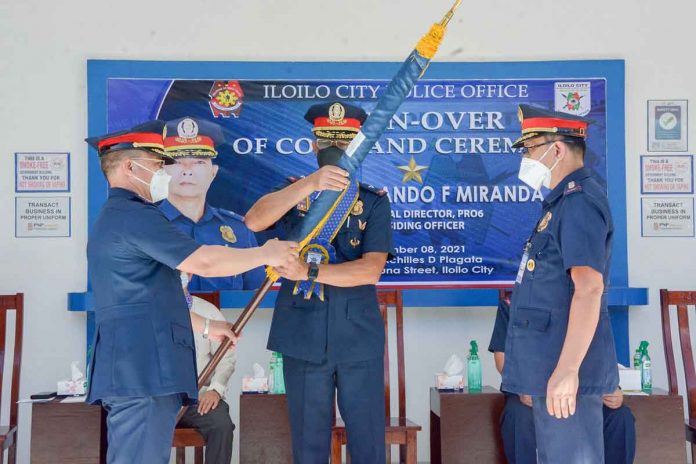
[176,276,275,423]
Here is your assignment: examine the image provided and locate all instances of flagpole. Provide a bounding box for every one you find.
[177,0,462,424]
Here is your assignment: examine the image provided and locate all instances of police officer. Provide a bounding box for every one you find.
[501,104,620,463]
[86,120,298,464]
[489,297,636,463]
[245,102,394,463]
[160,116,264,291]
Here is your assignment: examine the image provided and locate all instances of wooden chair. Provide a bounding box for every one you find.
[660,289,696,460]
[330,289,421,464]
[173,291,222,464]
[0,294,24,464]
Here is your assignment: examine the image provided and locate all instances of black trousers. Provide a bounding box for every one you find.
[178,398,235,464]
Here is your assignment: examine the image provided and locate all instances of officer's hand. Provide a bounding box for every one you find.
[546,367,579,419]
[518,394,533,408]
[308,165,350,192]
[602,388,623,409]
[275,257,310,282]
[197,390,221,415]
[262,239,299,268]
[208,320,239,344]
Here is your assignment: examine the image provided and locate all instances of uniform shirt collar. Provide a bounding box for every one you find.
[159,199,182,221]
[108,187,138,199]
[160,199,219,224]
[542,167,592,207]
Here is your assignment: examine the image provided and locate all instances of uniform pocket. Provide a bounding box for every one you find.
[171,322,194,349]
[512,307,551,332]
[109,308,160,388]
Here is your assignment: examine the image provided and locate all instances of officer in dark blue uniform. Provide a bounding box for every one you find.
[245,102,394,463]
[489,297,636,464]
[85,121,297,464]
[501,104,620,463]
[159,116,264,291]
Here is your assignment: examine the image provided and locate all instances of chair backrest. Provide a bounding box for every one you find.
[191,291,221,310]
[378,289,406,420]
[0,294,24,428]
[660,289,696,416]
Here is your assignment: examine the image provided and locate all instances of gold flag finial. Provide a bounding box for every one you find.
[440,0,462,26]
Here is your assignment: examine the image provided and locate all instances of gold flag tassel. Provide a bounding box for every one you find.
[416,0,462,76]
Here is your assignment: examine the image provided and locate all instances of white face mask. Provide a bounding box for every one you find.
[131,160,171,202]
[518,144,559,191]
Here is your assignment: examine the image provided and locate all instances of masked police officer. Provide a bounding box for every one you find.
[501,104,620,463]
[86,120,298,464]
[245,102,394,463]
[160,116,264,291]
[490,297,636,463]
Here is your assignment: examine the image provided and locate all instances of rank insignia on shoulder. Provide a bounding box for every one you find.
[358,219,367,231]
[220,225,237,244]
[350,237,361,248]
[351,200,364,216]
[564,181,583,195]
[526,259,536,272]
[536,211,552,232]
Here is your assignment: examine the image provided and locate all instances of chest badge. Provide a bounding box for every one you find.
[351,200,364,216]
[350,237,361,248]
[358,219,367,231]
[220,225,237,244]
[526,259,536,272]
[536,211,553,232]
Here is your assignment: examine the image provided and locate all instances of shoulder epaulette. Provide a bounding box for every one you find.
[359,182,387,197]
[217,208,245,222]
[563,180,584,196]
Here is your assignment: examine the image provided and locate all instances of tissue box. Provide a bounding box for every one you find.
[57,380,86,396]
[435,373,464,390]
[242,376,269,393]
[619,368,642,392]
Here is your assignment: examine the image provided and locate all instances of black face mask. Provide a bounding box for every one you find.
[317,146,344,167]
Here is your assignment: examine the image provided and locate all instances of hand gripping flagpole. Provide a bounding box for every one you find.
[177,0,461,423]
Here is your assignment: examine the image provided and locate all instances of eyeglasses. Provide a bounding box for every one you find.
[131,158,165,169]
[519,141,556,157]
[316,139,351,150]
[519,138,577,157]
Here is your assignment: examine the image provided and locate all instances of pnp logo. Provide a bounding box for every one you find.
[554,82,591,117]
[209,81,244,118]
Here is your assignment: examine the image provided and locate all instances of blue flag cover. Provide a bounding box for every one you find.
[270,0,462,285]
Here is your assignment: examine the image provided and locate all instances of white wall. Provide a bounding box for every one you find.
[2,0,696,462]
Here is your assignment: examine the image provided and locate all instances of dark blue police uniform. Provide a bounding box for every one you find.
[490,299,636,464]
[501,167,620,462]
[267,178,394,463]
[87,188,202,463]
[500,104,621,463]
[159,199,264,290]
[501,166,620,396]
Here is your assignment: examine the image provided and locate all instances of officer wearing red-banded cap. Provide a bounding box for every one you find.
[85,121,298,464]
[502,104,619,463]
[246,101,395,463]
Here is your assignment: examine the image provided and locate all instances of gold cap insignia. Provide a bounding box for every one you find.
[328,103,346,125]
[220,225,237,244]
[351,200,364,216]
[537,211,553,232]
[526,259,536,272]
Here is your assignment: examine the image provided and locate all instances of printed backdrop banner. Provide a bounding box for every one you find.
[107,77,608,286]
